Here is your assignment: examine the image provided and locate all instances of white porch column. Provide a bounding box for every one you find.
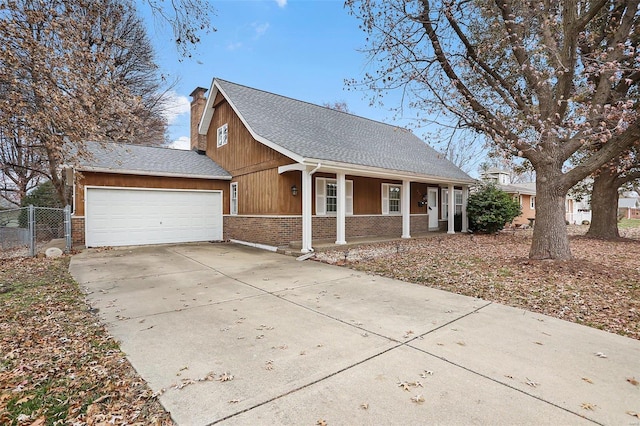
[447,183,455,234]
[461,185,469,232]
[402,179,411,238]
[335,172,347,245]
[301,168,313,253]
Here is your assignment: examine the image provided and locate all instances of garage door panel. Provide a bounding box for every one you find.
[86,188,223,247]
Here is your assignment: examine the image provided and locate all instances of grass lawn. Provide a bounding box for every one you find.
[618,218,640,229]
[316,230,640,341]
[0,257,173,425]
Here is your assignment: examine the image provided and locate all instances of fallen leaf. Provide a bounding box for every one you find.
[228,399,240,404]
[411,394,425,403]
[594,352,607,358]
[398,381,411,391]
[360,403,369,410]
[525,378,539,388]
[627,377,639,386]
[316,419,328,426]
[581,377,593,384]
[580,402,596,411]
[218,372,234,382]
[29,417,46,426]
[627,411,640,418]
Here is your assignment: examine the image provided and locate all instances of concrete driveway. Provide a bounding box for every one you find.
[70,243,640,425]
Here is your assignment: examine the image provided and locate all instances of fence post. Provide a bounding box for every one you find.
[29,204,36,257]
[64,205,72,253]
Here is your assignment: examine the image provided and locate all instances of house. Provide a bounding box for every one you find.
[479,169,536,226]
[565,195,592,224]
[619,196,640,219]
[71,78,475,252]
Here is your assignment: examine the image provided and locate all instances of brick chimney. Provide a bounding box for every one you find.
[189,87,208,152]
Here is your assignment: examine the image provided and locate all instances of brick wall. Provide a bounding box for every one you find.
[71,217,85,246]
[224,215,302,247]
[224,214,425,247]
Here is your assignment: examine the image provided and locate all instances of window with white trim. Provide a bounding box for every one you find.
[230,182,238,215]
[442,189,463,219]
[530,196,535,210]
[316,177,353,215]
[455,190,463,214]
[217,123,228,147]
[382,184,402,214]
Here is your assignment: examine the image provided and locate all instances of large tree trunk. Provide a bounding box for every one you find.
[529,169,573,260]
[586,167,620,239]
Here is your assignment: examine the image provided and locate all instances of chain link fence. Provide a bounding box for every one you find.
[0,205,71,258]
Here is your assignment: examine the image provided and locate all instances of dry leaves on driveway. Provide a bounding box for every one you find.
[0,257,173,425]
[315,231,640,341]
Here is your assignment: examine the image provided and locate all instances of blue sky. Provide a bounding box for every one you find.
[142,0,413,149]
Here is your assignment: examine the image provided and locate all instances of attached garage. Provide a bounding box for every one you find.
[85,187,223,247]
[72,142,232,248]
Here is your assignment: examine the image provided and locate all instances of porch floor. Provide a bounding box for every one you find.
[277,231,452,256]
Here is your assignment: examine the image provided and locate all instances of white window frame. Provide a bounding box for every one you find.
[530,196,535,210]
[381,183,402,215]
[316,177,353,216]
[230,182,238,215]
[442,188,463,219]
[217,123,228,148]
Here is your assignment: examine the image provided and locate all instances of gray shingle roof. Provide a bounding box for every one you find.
[215,79,474,183]
[77,141,231,179]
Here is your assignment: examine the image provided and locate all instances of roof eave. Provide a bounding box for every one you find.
[300,159,477,185]
[76,166,232,181]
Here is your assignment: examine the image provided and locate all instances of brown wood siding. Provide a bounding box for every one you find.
[410,182,430,214]
[206,98,292,175]
[233,169,301,215]
[74,172,229,216]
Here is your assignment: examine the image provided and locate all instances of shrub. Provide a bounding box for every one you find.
[19,181,63,227]
[467,183,521,234]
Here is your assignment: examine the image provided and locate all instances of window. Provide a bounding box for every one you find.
[230,182,238,215]
[530,196,535,210]
[442,189,463,219]
[455,190,463,214]
[442,189,449,219]
[382,184,402,214]
[316,177,353,215]
[217,123,228,147]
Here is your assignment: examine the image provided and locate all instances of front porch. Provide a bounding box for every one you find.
[277,230,452,256]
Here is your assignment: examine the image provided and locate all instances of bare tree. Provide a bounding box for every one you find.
[323,101,353,113]
[0,0,174,205]
[348,0,640,259]
[587,148,640,238]
[145,0,216,58]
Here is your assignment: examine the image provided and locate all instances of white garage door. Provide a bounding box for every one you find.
[85,187,223,247]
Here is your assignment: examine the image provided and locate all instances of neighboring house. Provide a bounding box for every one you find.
[479,169,536,226]
[619,197,640,219]
[71,78,475,252]
[565,195,592,224]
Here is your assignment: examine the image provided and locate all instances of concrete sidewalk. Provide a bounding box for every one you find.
[70,243,640,425]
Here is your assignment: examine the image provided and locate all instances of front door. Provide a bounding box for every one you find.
[428,188,438,229]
